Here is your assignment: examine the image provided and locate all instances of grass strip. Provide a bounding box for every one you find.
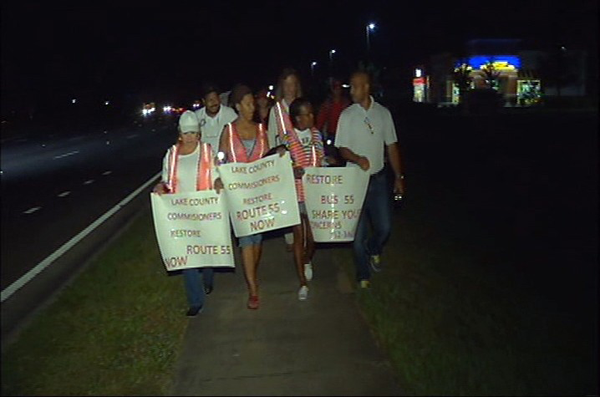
[337,195,597,395]
[2,207,188,396]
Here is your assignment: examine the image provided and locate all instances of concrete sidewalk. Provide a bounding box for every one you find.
[170,232,404,396]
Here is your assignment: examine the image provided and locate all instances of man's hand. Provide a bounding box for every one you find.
[214,178,224,194]
[153,182,168,195]
[324,155,339,166]
[276,146,287,157]
[393,176,405,195]
[356,156,370,171]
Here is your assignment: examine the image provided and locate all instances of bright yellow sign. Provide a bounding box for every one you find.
[480,61,516,71]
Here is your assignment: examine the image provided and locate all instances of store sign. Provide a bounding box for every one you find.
[461,55,521,70]
[480,61,516,71]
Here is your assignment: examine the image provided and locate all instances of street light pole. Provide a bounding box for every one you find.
[329,49,336,76]
[366,23,375,57]
[311,61,317,78]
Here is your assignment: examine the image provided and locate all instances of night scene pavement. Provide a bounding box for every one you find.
[170,231,404,396]
[0,120,175,291]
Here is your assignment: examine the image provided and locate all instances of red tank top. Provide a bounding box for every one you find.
[225,122,268,163]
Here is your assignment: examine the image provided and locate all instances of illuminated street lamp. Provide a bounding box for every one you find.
[329,49,336,74]
[310,61,317,77]
[366,22,376,54]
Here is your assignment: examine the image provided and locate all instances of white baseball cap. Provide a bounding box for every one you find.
[178,110,200,133]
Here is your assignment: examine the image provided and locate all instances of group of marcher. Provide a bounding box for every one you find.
[153,67,405,316]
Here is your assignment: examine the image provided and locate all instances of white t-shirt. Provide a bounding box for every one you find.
[334,96,397,175]
[161,143,218,192]
[267,99,292,149]
[194,105,237,150]
[295,128,313,147]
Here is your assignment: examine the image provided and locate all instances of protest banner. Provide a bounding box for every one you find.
[218,152,300,237]
[151,190,234,271]
[302,167,369,242]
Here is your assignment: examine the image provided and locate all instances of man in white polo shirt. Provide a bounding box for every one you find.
[335,70,405,289]
[194,83,237,150]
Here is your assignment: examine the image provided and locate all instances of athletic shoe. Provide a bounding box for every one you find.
[304,263,313,281]
[370,255,382,272]
[298,285,309,301]
[186,305,204,317]
[247,295,259,310]
[359,280,371,289]
[204,285,213,295]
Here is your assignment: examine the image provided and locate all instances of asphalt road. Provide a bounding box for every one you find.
[1,117,177,292]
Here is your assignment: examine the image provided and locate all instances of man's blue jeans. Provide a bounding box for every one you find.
[353,170,393,282]
[182,267,214,308]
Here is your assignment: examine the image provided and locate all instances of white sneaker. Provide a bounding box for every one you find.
[370,255,382,272]
[298,285,309,301]
[304,263,313,281]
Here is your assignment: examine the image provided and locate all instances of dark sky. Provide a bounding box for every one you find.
[1,0,597,108]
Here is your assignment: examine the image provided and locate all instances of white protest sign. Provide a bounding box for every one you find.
[302,167,369,242]
[218,152,300,237]
[151,190,234,271]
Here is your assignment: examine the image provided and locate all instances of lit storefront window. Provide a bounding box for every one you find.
[517,80,542,106]
[413,77,425,102]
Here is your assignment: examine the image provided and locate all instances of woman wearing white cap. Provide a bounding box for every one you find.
[154,110,223,317]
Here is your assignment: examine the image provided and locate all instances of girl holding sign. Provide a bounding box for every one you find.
[153,110,224,317]
[218,84,283,310]
[283,98,330,300]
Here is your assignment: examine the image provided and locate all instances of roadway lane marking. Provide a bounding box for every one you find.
[57,191,71,197]
[126,134,139,139]
[1,171,162,303]
[102,171,112,176]
[84,179,95,185]
[53,150,80,160]
[23,206,42,214]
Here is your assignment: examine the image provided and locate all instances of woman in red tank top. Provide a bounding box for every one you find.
[217,84,274,310]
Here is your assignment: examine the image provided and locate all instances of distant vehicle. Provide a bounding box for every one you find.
[142,102,156,116]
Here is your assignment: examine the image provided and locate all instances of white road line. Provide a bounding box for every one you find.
[53,150,80,160]
[84,179,95,185]
[126,134,139,139]
[1,172,162,303]
[102,171,112,176]
[57,191,71,197]
[23,206,42,214]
